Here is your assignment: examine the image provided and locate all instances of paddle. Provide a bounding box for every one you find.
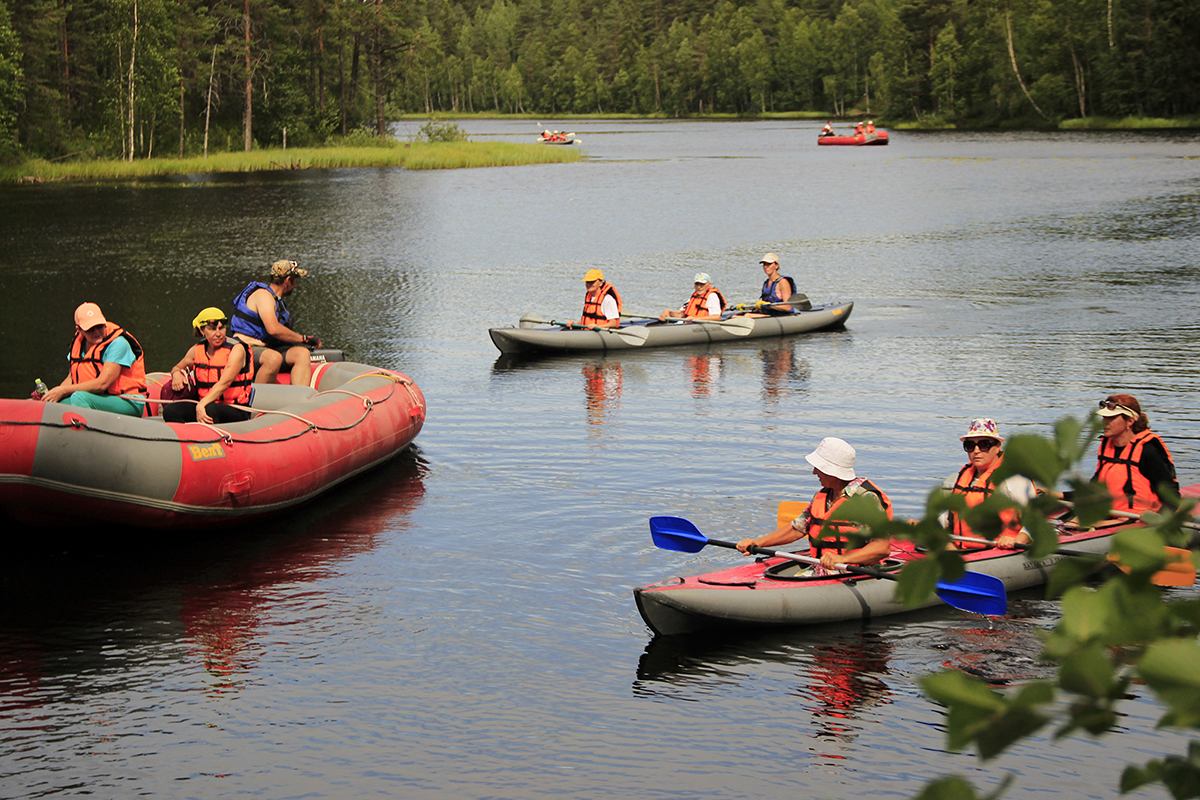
[619,312,755,336]
[649,515,1007,617]
[730,294,812,313]
[948,534,1195,586]
[517,312,650,345]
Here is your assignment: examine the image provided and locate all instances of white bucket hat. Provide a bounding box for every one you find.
[960,418,1003,441]
[805,437,856,481]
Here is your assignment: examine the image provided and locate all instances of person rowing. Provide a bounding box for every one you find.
[820,121,834,137]
[573,269,622,328]
[658,272,726,321]
[1093,394,1178,515]
[941,418,1036,550]
[737,437,893,571]
[741,252,799,317]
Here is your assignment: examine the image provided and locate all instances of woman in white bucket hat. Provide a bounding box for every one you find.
[737,437,894,570]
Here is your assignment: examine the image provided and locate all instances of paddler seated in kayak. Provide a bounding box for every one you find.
[573,269,622,328]
[941,418,1036,550]
[162,308,255,425]
[736,437,894,570]
[741,253,801,317]
[1093,394,1178,515]
[658,273,726,321]
[230,260,321,386]
[39,302,147,417]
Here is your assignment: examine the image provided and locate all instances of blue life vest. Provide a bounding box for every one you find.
[760,275,797,304]
[231,281,291,347]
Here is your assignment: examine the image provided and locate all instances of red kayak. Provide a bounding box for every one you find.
[819,131,889,146]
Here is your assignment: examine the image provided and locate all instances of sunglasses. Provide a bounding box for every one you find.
[963,439,999,452]
[1098,400,1134,415]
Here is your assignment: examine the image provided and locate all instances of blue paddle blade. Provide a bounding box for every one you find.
[649,516,709,553]
[935,571,1007,617]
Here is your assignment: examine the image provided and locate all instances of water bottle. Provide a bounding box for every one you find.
[34,378,49,399]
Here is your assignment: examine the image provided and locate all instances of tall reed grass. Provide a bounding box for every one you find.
[1,141,580,185]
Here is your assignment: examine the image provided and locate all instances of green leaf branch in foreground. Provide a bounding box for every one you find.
[824,413,1200,799]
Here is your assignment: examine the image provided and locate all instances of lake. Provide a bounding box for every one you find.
[1,120,1199,799]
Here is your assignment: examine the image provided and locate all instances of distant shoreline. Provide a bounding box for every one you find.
[1,141,581,186]
[397,111,1200,130]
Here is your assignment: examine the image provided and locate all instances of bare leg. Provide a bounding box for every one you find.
[285,346,313,387]
[255,349,284,384]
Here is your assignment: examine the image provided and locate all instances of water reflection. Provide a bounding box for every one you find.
[582,361,623,429]
[760,343,811,405]
[0,451,427,702]
[798,633,891,742]
[686,354,721,398]
[634,626,892,742]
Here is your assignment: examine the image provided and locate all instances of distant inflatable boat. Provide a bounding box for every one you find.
[0,361,426,530]
[818,131,889,146]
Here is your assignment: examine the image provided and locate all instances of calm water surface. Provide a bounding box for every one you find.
[2,121,1200,799]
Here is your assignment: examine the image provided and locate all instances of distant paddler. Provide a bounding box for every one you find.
[658,273,726,321]
[573,269,622,328]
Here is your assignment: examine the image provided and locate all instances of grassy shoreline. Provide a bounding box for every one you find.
[1,141,581,186]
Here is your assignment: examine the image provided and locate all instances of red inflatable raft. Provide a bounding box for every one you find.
[0,361,426,530]
[818,131,889,146]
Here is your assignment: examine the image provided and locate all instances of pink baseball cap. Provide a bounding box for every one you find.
[74,302,107,331]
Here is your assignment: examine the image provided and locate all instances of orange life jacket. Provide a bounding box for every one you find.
[1096,429,1175,513]
[946,456,1022,547]
[192,340,255,405]
[68,322,147,398]
[866,123,876,133]
[581,282,622,326]
[683,286,726,318]
[806,478,893,556]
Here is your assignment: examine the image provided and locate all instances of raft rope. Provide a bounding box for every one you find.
[5,370,422,446]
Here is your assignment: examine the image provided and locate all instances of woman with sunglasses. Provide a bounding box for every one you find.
[942,418,1036,550]
[162,308,255,425]
[1093,394,1177,514]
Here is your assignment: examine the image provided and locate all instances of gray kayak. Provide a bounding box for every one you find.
[488,301,853,355]
[634,526,1118,636]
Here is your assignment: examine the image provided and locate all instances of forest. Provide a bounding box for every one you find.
[1,0,1198,161]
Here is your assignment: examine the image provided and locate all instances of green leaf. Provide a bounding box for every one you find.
[1112,527,1171,573]
[1139,640,1200,728]
[977,704,1050,760]
[911,775,980,800]
[1121,761,1163,793]
[897,556,946,608]
[992,434,1062,488]
[1058,641,1115,698]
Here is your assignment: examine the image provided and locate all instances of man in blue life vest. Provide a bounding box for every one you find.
[230,260,321,386]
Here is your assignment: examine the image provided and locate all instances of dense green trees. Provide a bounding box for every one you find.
[4,0,1199,160]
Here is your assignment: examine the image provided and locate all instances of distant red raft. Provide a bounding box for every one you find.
[818,131,889,146]
[0,361,426,530]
